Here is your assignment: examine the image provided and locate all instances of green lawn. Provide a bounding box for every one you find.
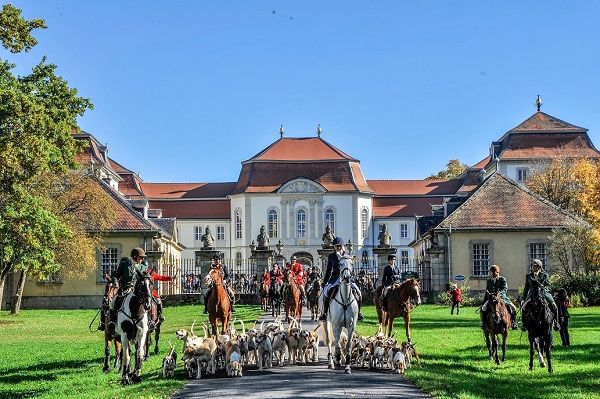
[357,305,600,399]
[0,304,264,399]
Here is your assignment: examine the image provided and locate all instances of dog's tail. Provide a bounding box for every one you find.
[191,319,197,337]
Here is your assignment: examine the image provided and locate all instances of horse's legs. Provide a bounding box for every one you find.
[345,322,355,374]
[386,315,394,338]
[501,332,507,362]
[492,333,500,365]
[154,325,161,355]
[121,336,131,384]
[133,329,148,381]
[404,314,411,342]
[484,331,492,359]
[114,339,122,371]
[103,337,111,372]
[545,336,553,373]
[528,335,535,371]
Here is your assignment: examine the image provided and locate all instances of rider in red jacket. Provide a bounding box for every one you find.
[260,268,271,288]
[287,256,306,301]
[144,262,175,326]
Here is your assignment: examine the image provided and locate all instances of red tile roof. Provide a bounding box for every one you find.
[367,179,463,196]
[472,156,491,169]
[232,161,371,194]
[149,200,230,219]
[247,137,357,162]
[508,112,587,134]
[118,174,145,198]
[373,197,444,217]
[108,157,133,174]
[499,134,600,160]
[141,182,236,199]
[437,173,581,230]
[95,180,158,232]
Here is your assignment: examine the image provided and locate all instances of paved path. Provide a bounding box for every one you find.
[172,312,431,399]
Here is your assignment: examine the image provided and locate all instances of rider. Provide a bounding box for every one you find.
[142,260,175,329]
[306,266,321,295]
[106,247,146,334]
[270,263,284,285]
[260,268,271,289]
[286,255,306,302]
[480,265,518,330]
[521,259,560,331]
[380,254,400,312]
[203,253,236,314]
[318,237,364,322]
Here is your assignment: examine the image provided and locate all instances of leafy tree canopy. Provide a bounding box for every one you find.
[427,159,469,180]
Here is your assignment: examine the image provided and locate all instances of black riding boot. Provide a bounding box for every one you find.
[157,299,165,322]
[318,297,330,321]
[203,293,210,314]
[509,307,518,330]
[107,308,117,334]
[357,298,364,321]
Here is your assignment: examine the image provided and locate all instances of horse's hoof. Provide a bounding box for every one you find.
[131,375,142,383]
[102,366,110,373]
[548,368,553,373]
[154,347,159,355]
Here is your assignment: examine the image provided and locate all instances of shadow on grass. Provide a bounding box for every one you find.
[0,358,102,384]
[0,388,50,399]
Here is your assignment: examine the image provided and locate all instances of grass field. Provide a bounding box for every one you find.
[0,304,264,399]
[357,305,600,399]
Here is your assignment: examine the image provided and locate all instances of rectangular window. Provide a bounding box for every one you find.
[400,224,408,239]
[472,243,490,277]
[297,210,306,238]
[361,209,368,239]
[100,247,119,281]
[194,226,202,241]
[217,226,225,240]
[235,210,242,239]
[529,242,547,269]
[517,168,528,182]
[268,210,278,238]
[401,250,409,270]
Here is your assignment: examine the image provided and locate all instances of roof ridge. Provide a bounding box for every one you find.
[141,182,236,185]
[367,178,455,182]
[95,178,157,231]
[508,111,587,133]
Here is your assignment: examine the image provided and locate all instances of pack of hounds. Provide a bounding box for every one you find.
[162,317,419,379]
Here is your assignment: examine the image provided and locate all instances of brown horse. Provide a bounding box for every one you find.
[101,275,122,373]
[374,278,421,341]
[284,269,302,322]
[260,281,270,311]
[481,290,510,365]
[204,268,231,336]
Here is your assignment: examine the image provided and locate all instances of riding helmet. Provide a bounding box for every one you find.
[131,247,146,258]
[388,254,397,260]
[213,252,222,260]
[332,237,344,246]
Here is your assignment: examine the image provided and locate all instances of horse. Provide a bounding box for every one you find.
[307,279,322,321]
[144,298,162,358]
[322,255,358,374]
[481,290,510,365]
[101,276,122,373]
[204,267,231,336]
[523,279,554,373]
[116,273,152,384]
[260,280,270,311]
[374,278,421,341]
[269,280,283,317]
[283,269,302,323]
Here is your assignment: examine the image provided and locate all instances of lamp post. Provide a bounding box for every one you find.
[276,240,284,256]
[345,239,354,255]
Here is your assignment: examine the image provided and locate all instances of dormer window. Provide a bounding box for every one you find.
[517,168,528,182]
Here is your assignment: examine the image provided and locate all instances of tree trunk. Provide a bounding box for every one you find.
[10,269,27,315]
[0,262,12,311]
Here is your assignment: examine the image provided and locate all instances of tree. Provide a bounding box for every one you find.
[0,4,97,313]
[427,159,469,180]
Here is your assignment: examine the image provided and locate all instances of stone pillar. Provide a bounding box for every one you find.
[251,249,274,273]
[373,246,397,285]
[309,200,316,239]
[317,248,334,272]
[317,199,324,239]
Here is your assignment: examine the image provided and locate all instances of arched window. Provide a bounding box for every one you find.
[325,208,335,234]
[361,208,368,239]
[297,209,307,238]
[268,209,278,238]
[235,209,242,239]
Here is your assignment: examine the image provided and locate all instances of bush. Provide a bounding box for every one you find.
[436,282,484,306]
[550,273,600,306]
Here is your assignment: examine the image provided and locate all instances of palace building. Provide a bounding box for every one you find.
[3,106,598,309]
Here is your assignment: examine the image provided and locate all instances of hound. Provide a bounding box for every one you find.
[401,341,420,368]
[287,320,302,365]
[256,331,273,370]
[246,326,260,365]
[271,330,288,367]
[225,339,243,377]
[388,347,406,374]
[306,329,320,363]
[162,341,177,378]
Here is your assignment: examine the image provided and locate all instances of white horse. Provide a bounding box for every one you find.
[116,273,152,385]
[322,255,359,374]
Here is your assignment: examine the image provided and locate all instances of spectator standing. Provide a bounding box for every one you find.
[556,288,571,346]
[449,283,462,315]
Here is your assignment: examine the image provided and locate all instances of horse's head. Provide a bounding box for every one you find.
[205,267,223,287]
[407,278,421,306]
[530,278,545,302]
[339,255,354,282]
[487,290,506,324]
[134,274,152,310]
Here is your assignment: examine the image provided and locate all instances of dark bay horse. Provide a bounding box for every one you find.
[204,268,231,335]
[269,280,282,317]
[144,299,162,358]
[283,270,302,323]
[101,276,122,373]
[481,290,510,365]
[374,278,421,341]
[307,279,321,321]
[523,279,554,372]
[116,273,152,384]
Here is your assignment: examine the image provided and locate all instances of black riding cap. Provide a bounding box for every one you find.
[213,252,222,260]
[333,237,344,246]
[388,254,397,260]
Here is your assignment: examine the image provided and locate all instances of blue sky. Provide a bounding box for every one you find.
[5,1,600,182]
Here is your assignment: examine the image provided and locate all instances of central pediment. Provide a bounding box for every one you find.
[277,178,326,194]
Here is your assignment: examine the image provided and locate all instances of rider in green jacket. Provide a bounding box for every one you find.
[521,259,560,331]
[481,265,518,330]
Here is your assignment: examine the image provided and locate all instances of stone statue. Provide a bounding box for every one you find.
[201,226,215,249]
[257,225,269,249]
[378,224,392,247]
[321,225,335,249]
